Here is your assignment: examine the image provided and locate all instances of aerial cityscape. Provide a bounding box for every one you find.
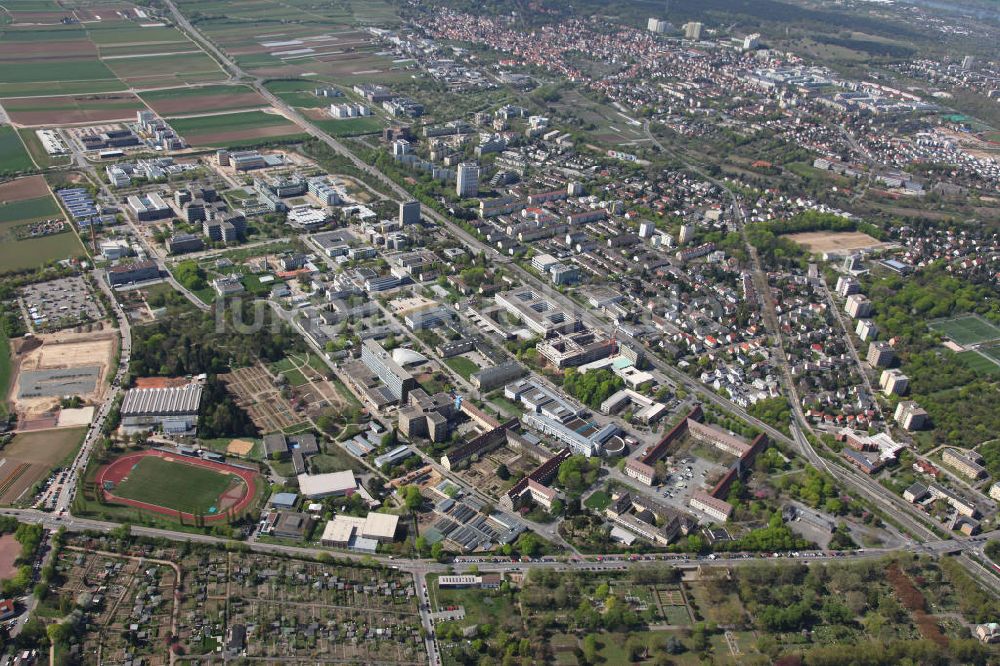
[0,0,998,663]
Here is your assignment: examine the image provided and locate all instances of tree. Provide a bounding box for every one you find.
[582,633,599,664]
[496,463,510,480]
[431,542,446,562]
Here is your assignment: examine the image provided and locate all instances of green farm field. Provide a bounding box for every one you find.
[104,51,225,84]
[0,194,86,273]
[0,125,34,173]
[263,79,341,108]
[0,59,122,96]
[168,110,307,147]
[111,456,240,515]
[86,22,191,46]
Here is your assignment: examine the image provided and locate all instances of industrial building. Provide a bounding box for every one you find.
[121,383,203,434]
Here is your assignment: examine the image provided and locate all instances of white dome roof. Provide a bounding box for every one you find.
[391,347,427,366]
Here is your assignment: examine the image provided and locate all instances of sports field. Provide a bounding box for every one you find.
[168,109,307,147]
[99,451,258,520]
[929,314,1000,347]
[0,125,33,173]
[956,350,1000,377]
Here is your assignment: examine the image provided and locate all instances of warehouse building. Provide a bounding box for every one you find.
[121,383,203,434]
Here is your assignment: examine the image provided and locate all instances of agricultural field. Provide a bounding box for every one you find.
[263,79,332,108]
[930,314,1000,347]
[0,124,34,172]
[167,109,307,148]
[16,128,70,168]
[0,50,123,97]
[0,426,86,505]
[103,50,224,85]
[138,83,268,116]
[2,92,148,125]
[0,176,86,273]
[0,10,226,96]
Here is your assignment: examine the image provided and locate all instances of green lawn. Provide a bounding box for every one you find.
[111,456,240,515]
[444,356,480,381]
[584,490,611,511]
[0,125,34,173]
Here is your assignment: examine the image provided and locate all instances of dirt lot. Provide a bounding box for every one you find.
[0,174,51,202]
[784,231,891,253]
[0,533,20,579]
[11,328,117,418]
[0,426,86,505]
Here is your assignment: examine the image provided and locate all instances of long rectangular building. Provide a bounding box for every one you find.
[121,383,203,434]
[360,338,416,403]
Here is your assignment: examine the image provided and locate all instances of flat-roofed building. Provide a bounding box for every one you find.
[297,470,358,499]
[866,341,895,368]
[470,361,525,392]
[108,260,159,286]
[894,401,929,431]
[127,192,172,222]
[879,369,909,396]
[360,338,416,403]
[844,294,872,319]
[270,510,314,540]
[320,511,399,549]
[495,287,579,338]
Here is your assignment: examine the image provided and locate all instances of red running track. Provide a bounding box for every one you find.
[95,450,259,523]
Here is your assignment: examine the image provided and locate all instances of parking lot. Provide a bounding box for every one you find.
[21,276,102,332]
[651,453,729,515]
